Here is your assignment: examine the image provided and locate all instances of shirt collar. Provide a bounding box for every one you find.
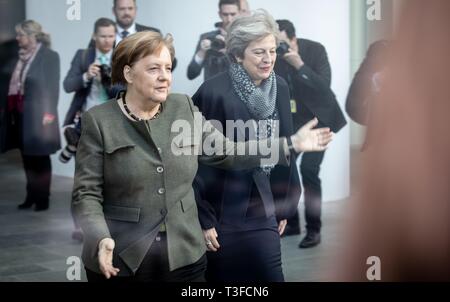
[117,22,137,36]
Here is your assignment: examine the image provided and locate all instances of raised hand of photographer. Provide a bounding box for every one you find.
[283,49,305,70]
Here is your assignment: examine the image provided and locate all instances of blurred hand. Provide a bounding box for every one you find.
[278,219,287,235]
[283,49,304,70]
[98,238,120,279]
[86,63,100,80]
[292,118,333,152]
[197,39,212,59]
[215,34,226,42]
[203,227,220,252]
[42,113,55,126]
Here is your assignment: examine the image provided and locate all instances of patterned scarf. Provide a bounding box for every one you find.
[229,63,279,174]
[8,43,41,96]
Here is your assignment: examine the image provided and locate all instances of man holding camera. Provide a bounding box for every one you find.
[187,0,240,81]
[274,20,346,248]
[61,18,118,164]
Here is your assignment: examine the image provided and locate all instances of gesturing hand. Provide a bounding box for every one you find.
[292,118,334,152]
[98,238,120,279]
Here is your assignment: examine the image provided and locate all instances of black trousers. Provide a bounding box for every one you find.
[206,229,284,282]
[85,233,207,282]
[21,153,52,208]
[9,110,52,208]
[288,150,325,234]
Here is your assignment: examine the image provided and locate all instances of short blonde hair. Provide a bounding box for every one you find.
[226,9,280,63]
[111,31,175,85]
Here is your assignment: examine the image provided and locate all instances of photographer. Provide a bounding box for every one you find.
[61,18,119,164]
[187,0,240,81]
[274,19,346,248]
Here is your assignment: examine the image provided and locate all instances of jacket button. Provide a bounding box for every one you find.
[158,188,165,195]
[157,147,162,153]
[157,166,164,173]
[160,209,167,216]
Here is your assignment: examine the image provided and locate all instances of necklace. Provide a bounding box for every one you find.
[122,92,161,122]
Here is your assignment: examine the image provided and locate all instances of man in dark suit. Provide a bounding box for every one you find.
[64,18,118,128]
[112,0,160,44]
[187,0,240,81]
[274,19,347,248]
[104,0,177,69]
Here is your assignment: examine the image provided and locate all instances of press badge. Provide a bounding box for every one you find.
[290,99,297,113]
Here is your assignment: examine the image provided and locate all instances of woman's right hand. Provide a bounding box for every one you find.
[203,228,220,252]
[98,238,120,279]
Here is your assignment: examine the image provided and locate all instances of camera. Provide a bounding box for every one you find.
[210,37,226,51]
[276,41,290,57]
[99,64,112,89]
[59,125,80,163]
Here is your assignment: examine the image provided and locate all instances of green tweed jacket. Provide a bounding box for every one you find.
[71,93,288,276]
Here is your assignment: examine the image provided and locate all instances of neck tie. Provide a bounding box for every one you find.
[121,31,129,39]
[98,54,109,66]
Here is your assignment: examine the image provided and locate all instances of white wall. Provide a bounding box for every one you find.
[27,0,350,201]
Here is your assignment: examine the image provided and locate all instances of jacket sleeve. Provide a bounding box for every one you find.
[71,111,111,250]
[63,49,87,93]
[184,95,290,170]
[42,50,60,116]
[193,169,219,230]
[187,37,203,80]
[294,43,332,92]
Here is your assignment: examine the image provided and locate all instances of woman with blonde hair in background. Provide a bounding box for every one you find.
[0,20,60,211]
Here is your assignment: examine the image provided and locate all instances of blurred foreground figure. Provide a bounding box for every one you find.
[338,0,450,281]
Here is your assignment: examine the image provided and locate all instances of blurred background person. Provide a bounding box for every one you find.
[109,0,177,68]
[337,0,450,281]
[193,10,304,282]
[0,20,60,211]
[89,0,160,47]
[274,19,346,248]
[62,17,119,242]
[187,0,241,81]
[345,40,389,150]
[61,18,118,165]
[112,0,160,44]
[345,40,389,126]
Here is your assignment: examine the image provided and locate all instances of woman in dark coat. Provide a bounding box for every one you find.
[0,20,60,211]
[192,10,308,281]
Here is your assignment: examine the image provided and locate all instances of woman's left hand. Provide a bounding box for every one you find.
[292,118,333,152]
[278,219,287,235]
